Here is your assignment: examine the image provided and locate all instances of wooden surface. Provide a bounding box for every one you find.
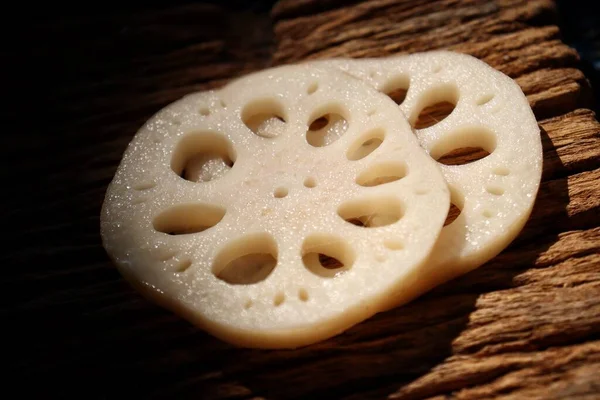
[5,1,600,398]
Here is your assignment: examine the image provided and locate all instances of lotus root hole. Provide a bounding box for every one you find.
[444,203,462,226]
[486,185,505,196]
[430,126,496,166]
[338,196,403,228]
[443,186,465,227]
[298,289,309,302]
[356,161,407,187]
[274,187,289,198]
[346,128,385,161]
[153,203,226,235]
[274,292,285,307]
[303,177,316,188]
[242,98,287,139]
[412,83,458,129]
[171,132,235,183]
[382,74,410,105]
[476,93,494,106]
[212,233,278,285]
[306,104,349,147]
[302,234,355,278]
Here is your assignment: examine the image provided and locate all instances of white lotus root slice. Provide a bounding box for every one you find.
[100,64,450,349]
[311,51,543,299]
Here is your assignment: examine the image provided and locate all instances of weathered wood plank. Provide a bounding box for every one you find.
[273,0,558,60]
[390,342,600,399]
[519,68,590,118]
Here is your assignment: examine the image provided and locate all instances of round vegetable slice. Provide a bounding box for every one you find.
[100,64,450,348]
[311,51,543,299]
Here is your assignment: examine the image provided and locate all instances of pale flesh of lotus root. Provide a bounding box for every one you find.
[310,51,543,302]
[100,64,450,348]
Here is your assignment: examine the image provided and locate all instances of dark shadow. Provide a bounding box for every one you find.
[555,0,600,115]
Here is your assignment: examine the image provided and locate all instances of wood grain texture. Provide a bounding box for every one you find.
[4,0,600,399]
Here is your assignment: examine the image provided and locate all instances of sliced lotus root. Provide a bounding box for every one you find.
[309,51,543,297]
[100,64,450,348]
